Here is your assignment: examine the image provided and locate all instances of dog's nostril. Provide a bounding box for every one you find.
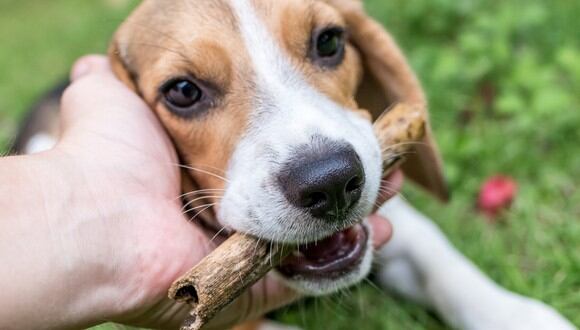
[345,175,364,193]
[301,191,328,208]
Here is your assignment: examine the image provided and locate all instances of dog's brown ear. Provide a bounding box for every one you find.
[324,0,449,201]
[108,41,139,93]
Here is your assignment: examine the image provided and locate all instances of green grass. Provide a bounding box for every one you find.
[1,0,578,329]
[0,0,134,148]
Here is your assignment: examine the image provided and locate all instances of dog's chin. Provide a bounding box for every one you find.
[274,222,373,295]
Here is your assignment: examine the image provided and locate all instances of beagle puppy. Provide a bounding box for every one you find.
[13,0,574,329]
[107,0,450,296]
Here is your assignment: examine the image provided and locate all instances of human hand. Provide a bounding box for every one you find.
[51,55,304,329]
[0,55,401,330]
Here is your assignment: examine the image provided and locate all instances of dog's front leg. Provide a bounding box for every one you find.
[374,196,575,330]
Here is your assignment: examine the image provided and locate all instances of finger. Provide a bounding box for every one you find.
[373,169,404,212]
[70,55,110,81]
[369,214,393,249]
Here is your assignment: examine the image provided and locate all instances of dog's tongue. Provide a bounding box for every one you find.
[278,224,367,278]
[301,227,358,261]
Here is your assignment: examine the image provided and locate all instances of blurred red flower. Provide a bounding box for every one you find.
[477,175,518,219]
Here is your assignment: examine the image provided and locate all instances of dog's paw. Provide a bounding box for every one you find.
[462,291,576,330]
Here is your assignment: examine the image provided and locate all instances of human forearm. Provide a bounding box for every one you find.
[0,152,112,329]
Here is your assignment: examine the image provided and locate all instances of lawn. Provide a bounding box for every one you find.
[1,0,578,329]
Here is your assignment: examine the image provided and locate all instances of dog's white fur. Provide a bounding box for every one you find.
[377,197,575,330]
[24,133,57,155]
[219,0,382,294]
[23,0,575,328]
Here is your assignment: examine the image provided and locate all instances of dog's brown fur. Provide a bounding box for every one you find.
[108,0,448,209]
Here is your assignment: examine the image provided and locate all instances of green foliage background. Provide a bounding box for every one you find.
[0,0,578,329]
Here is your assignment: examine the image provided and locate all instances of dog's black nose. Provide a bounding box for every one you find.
[278,141,365,219]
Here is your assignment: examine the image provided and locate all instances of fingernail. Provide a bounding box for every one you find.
[71,61,91,81]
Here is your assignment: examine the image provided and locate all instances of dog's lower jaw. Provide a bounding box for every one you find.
[274,222,374,296]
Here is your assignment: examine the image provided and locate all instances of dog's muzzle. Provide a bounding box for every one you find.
[274,137,370,281]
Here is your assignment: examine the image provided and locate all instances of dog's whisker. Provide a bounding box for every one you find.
[176,163,231,183]
[396,192,410,203]
[188,204,216,223]
[173,162,228,176]
[181,194,223,211]
[379,185,398,193]
[176,188,225,200]
[320,294,343,318]
[189,163,228,176]
[379,183,409,203]
[269,240,274,267]
[380,180,401,189]
[339,287,355,307]
[381,151,419,161]
[373,201,384,209]
[181,193,223,212]
[373,103,399,123]
[363,278,389,297]
[298,297,307,327]
[253,236,263,261]
[381,141,428,151]
[379,182,408,201]
[183,201,221,214]
[184,202,218,215]
[116,41,192,63]
[182,203,217,216]
[209,226,229,245]
[378,186,399,196]
[356,286,364,315]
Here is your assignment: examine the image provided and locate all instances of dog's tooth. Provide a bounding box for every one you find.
[292,250,304,257]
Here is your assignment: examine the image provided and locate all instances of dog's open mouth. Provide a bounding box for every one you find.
[195,207,369,280]
[277,224,368,279]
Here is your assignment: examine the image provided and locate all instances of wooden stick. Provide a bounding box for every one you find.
[169,233,293,330]
[373,103,426,177]
[169,103,426,330]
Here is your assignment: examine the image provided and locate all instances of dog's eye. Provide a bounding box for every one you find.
[317,29,341,57]
[310,27,346,68]
[159,78,218,118]
[164,80,202,108]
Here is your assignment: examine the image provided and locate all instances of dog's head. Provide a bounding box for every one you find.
[109,0,447,295]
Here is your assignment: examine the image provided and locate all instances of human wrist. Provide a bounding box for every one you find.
[0,151,120,329]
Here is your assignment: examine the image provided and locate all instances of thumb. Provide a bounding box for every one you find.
[58,55,152,144]
[70,55,111,81]
[61,54,144,123]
